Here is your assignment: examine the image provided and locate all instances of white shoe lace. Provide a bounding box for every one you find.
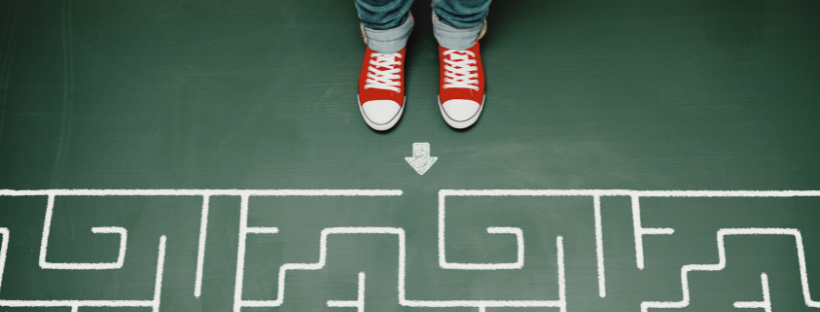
[442,49,479,91]
[364,52,402,93]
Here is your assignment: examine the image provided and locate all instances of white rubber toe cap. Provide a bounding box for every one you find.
[360,99,403,131]
[438,96,485,129]
[441,99,481,122]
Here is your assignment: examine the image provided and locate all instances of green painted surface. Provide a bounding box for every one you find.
[1,0,819,311]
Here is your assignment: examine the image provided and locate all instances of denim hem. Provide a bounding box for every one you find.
[362,13,414,54]
[433,12,486,50]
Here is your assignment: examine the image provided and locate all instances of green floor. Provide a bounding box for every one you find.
[1,0,819,311]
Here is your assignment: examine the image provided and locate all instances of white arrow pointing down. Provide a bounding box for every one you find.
[405,142,438,175]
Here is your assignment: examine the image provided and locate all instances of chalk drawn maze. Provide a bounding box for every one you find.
[0,189,818,311]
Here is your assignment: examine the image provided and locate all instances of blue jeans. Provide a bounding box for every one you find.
[355,0,491,53]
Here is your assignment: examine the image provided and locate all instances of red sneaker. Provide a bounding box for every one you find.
[438,42,485,129]
[358,46,406,131]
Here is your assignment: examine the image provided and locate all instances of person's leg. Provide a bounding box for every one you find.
[354,0,414,131]
[355,0,415,53]
[432,0,491,50]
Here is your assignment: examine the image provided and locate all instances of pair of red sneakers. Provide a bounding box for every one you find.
[357,42,485,131]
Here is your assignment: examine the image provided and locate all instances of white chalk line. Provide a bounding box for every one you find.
[191,190,399,299]
[0,228,8,292]
[194,195,209,298]
[230,190,401,311]
[327,272,365,312]
[232,195,250,312]
[486,227,525,269]
[437,190,820,197]
[246,227,281,234]
[439,190,599,301]
[594,195,605,298]
[234,226,566,310]
[624,191,818,273]
[4,188,814,198]
[0,189,404,196]
[0,235,166,311]
[641,228,820,312]
[0,189,401,300]
[632,195,675,270]
[734,273,771,312]
[2,188,817,309]
[438,225,525,270]
[39,195,129,270]
[153,236,166,312]
[437,191,528,270]
[439,189,820,300]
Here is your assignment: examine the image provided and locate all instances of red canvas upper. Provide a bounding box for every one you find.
[438,42,485,105]
[358,46,406,106]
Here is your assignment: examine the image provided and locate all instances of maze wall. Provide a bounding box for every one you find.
[0,189,819,312]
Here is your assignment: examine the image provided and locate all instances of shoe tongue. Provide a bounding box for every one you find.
[450,51,470,60]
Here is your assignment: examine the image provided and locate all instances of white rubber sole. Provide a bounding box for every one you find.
[438,95,485,129]
[358,95,406,131]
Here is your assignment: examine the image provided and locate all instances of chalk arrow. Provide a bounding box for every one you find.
[405,142,438,175]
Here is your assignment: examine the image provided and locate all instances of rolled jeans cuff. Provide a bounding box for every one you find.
[362,13,414,54]
[433,13,486,50]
